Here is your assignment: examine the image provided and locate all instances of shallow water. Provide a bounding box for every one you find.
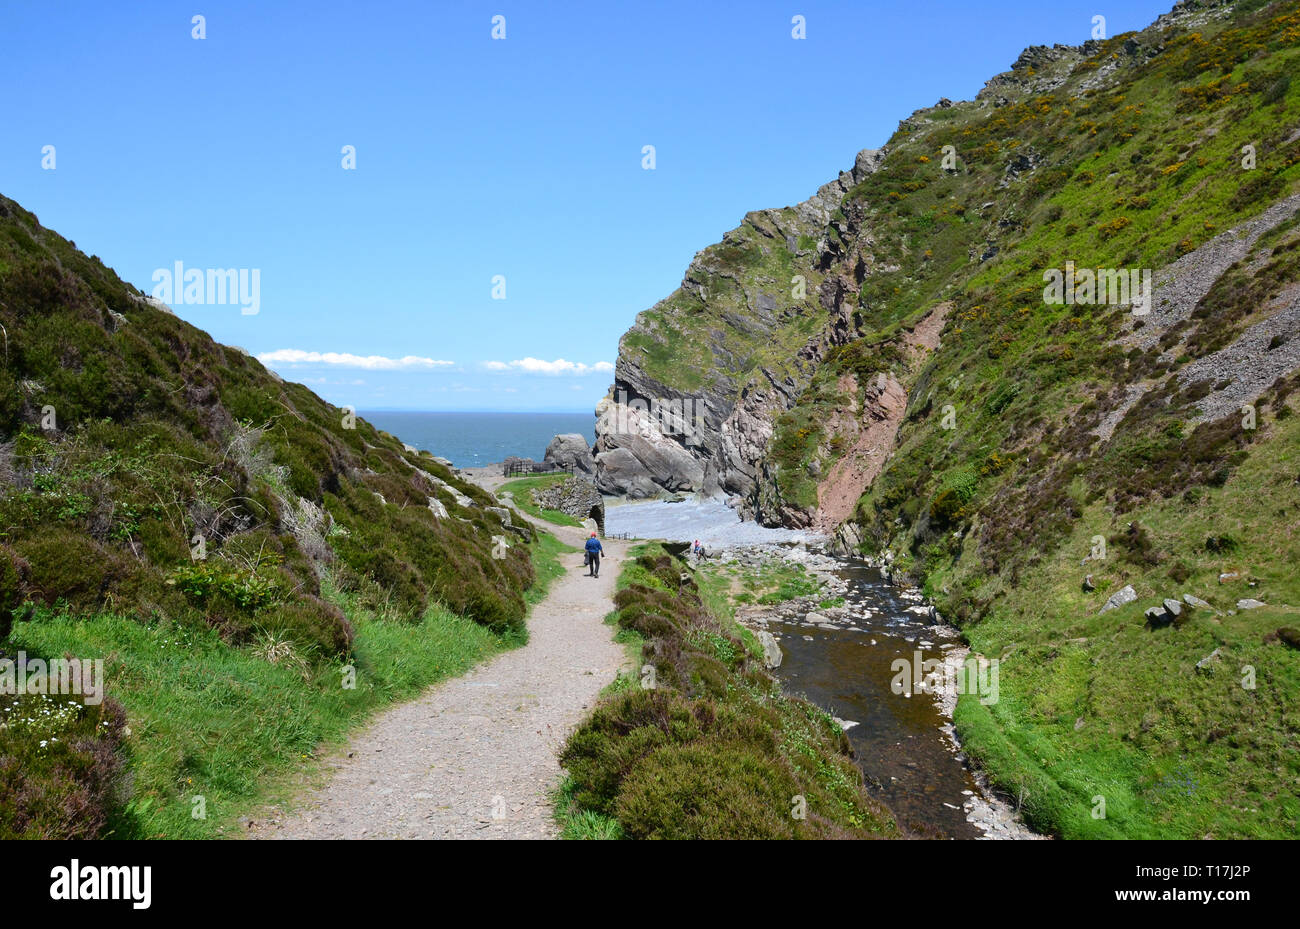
[603,498,821,547]
[768,561,987,838]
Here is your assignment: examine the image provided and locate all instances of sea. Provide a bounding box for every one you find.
[359,411,595,468]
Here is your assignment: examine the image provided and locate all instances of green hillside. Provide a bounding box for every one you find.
[770,0,1300,836]
[0,194,547,837]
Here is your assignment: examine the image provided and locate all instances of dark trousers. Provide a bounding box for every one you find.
[587,552,600,576]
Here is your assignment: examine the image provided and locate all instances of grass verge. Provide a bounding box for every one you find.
[3,529,572,839]
[499,474,583,527]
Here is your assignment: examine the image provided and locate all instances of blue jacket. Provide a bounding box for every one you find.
[584,537,603,554]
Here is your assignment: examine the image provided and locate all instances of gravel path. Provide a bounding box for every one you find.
[247,520,627,840]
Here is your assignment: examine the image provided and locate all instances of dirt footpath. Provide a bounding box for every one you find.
[248,520,627,840]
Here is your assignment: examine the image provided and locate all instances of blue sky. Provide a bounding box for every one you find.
[1,0,1171,411]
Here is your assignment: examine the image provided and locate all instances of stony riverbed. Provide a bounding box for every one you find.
[698,542,1044,840]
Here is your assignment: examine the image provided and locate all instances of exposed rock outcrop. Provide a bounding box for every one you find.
[1100,585,1138,614]
[543,433,595,475]
[593,149,888,505]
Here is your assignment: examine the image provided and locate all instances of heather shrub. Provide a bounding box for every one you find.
[0,691,128,839]
[614,740,802,839]
[0,544,29,640]
[255,595,353,656]
[560,688,702,815]
[15,529,136,611]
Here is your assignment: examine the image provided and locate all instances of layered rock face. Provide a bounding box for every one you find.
[591,394,704,497]
[593,149,887,506]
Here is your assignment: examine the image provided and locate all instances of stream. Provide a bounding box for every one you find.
[761,560,992,838]
[605,499,1039,839]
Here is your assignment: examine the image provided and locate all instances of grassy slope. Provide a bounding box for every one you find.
[499,473,583,527]
[950,410,1300,838]
[0,194,557,837]
[6,529,572,839]
[807,0,1300,837]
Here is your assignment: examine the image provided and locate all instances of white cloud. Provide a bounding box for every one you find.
[258,349,454,371]
[482,357,614,376]
[297,376,367,385]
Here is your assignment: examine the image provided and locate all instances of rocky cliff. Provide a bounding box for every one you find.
[598,0,1300,537]
[592,149,886,506]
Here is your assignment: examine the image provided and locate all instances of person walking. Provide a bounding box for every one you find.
[584,532,604,578]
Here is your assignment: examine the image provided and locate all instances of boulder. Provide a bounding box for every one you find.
[1195,647,1223,673]
[1082,574,1095,592]
[757,631,783,669]
[1237,598,1266,610]
[1100,585,1137,614]
[1183,593,1214,611]
[544,434,595,475]
[1162,598,1183,618]
[1145,605,1175,628]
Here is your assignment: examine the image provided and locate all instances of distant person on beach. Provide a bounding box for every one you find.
[585,532,604,578]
